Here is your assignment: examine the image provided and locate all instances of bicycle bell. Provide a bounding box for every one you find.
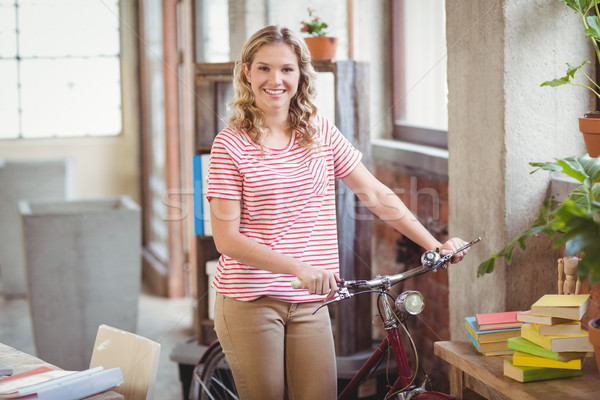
[421,249,441,269]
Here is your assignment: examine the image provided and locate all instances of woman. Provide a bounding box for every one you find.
[207,25,468,400]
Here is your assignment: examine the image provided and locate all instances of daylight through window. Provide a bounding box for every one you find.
[0,0,122,139]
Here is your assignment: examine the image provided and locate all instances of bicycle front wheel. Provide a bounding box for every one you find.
[190,343,239,400]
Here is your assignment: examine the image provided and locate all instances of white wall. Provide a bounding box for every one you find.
[0,135,139,202]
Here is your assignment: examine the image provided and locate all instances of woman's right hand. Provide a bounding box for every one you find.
[294,263,339,300]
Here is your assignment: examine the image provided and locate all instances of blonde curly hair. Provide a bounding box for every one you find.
[228,25,319,149]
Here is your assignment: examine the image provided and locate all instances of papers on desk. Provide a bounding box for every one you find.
[0,366,123,400]
[0,362,12,377]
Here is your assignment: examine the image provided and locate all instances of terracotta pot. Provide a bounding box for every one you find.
[590,284,600,320]
[304,36,338,60]
[579,113,600,157]
[588,317,600,374]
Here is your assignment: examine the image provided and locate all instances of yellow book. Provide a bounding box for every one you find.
[520,323,593,352]
[482,349,514,356]
[512,351,582,370]
[516,310,574,326]
[538,321,581,336]
[530,294,590,320]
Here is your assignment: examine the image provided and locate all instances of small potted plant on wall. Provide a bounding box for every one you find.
[541,0,600,157]
[477,154,600,371]
[300,7,338,60]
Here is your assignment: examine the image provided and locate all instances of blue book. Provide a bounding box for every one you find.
[465,329,509,351]
[466,330,511,354]
[193,155,204,236]
[465,316,521,343]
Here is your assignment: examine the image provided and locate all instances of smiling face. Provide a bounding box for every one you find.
[243,42,301,114]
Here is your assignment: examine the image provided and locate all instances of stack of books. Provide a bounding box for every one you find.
[465,311,522,356]
[503,293,593,383]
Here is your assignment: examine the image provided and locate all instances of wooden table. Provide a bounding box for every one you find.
[0,343,123,399]
[434,341,599,400]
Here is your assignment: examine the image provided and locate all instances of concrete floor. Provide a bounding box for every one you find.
[0,285,199,400]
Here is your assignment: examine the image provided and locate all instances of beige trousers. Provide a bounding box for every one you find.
[213,293,337,400]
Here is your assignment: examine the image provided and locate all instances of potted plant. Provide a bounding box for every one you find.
[477,155,600,304]
[300,8,338,60]
[477,154,600,371]
[477,154,600,278]
[541,0,600,157]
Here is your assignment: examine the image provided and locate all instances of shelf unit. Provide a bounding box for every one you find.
[193,60,372,356]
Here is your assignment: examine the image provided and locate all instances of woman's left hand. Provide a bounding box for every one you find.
[439,237,469,263]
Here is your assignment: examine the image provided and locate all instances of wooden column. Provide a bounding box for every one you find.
[163,0,185,297]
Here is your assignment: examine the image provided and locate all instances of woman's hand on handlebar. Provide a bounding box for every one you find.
[294,264,340,300]
[439,237,469,263]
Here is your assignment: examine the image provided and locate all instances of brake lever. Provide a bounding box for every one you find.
[312,286,353,314]
[439,236,481,268]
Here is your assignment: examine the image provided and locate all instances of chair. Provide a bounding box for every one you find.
[90,324,161,400]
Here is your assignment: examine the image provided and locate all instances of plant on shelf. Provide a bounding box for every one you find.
[477,154,600,285]
[300,7,329,37]
[299,8,338,60]
[540,0,600,156]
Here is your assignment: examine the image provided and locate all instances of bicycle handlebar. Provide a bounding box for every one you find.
[291,237,481,291]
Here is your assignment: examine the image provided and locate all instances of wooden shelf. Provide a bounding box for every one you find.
[435,341,599,399]
[195,236,219,345]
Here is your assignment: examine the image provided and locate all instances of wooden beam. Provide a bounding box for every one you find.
[163,0,185,297]
[333,61,373,356]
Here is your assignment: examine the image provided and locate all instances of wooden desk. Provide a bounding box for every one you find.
[434,341,599,400]
[0,343,123,400]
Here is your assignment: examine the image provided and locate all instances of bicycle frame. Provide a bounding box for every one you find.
[191,238,480,400]
[336,237,481,400]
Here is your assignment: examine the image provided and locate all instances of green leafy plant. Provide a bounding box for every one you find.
[300,8,329,37]
[541,0,600,100]
[477,155,600,284]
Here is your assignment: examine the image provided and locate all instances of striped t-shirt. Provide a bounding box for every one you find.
[207,114,362,302]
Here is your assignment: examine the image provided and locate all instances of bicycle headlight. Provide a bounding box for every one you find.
[395,290,424,315]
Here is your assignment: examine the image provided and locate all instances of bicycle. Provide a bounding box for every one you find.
[189,237,481,400]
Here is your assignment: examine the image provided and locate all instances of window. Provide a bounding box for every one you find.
[196,0,230,62]
[392,0,447,148]
[0,0,122,139]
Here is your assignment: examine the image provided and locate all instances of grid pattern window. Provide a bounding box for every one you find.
[392,0,447,148]
[0,0,122,139]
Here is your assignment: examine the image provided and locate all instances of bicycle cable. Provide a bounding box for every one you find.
[384,303,421,399]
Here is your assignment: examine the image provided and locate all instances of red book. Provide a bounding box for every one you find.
[476,310,523,331]
[0,366,53,384]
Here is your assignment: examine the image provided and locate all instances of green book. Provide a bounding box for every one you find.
[507,337,591,362]
[503,360,582,382]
